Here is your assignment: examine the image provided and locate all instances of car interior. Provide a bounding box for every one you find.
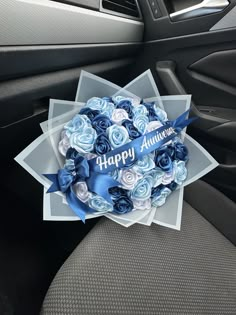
[1,0,236,314]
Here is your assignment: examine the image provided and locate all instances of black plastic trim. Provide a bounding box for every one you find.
[0,43,142,82]
[0,58,134,127]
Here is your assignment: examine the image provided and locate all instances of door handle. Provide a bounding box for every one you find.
[170,0,229,22]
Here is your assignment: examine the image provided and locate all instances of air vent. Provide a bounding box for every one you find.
[102,0,140,18]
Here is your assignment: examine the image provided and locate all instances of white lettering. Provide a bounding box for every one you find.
[108,156,114,166]
[140,136,149,152]
[96,156,108,171]
[114,154,121,167]
[96,127,175,171]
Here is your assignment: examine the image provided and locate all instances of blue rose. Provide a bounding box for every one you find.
[175,143,189,162]
[153,104,168,122]
[101,102,115,119]
[64,114,91,136]
[143,102,157,121]
[109,186,129,200]
[120,159,137,169]
[107,125,129,148]
[113,96,133,105]
[94,134,111,156]
[85,97,108,111]
[102,96,113,102]
[131,175,153,200]
[70,126,97,154]
[92,114,113,135]
[143,102,167,123]
[167,181,178,191]
[66,147,80,160]
[147,167,164,187]
[79,108,100,121]
[166,145,175,159]
[113,196,133,214]
[159,145,175,160]
[132,154,155,174]
[116,99,133,119]
[64,159,75,171]
[155,150,173,172]
[142,102,155,111]
[122,119,141,140]
[151,184,165,199]
[88,194,113,213]
[174,161,187,185]
[133,114,149,134]
[152,187,171,207]
[132,104,148,117]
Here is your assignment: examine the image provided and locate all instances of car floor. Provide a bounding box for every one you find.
[0,167,98,315]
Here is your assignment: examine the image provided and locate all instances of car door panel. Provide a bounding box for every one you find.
[134,0,236,201]
[138,0,236,40]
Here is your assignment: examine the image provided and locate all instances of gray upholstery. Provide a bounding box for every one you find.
[185,180,236,245]
[41,199,236,314]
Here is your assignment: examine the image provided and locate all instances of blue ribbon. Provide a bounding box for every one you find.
[45,109,196,222]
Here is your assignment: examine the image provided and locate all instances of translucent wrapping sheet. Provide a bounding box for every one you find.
[15,70,218,229]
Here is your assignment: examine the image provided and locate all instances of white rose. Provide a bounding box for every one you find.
[119,169,140,190]
[146,120,163,133]
[111,109,129,124]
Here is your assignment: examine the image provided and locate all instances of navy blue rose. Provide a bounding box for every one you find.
[66,148,80,160]
[109,187,129,200]
[121,159,137,169]
[143,102,157,121]
[165,145,175,159]
[79,108,100,121]
[116,100,133,119]
[143,102,167,122]
[166,181,178,191]
[155,150,173,172]
[175,143,189,162]
[151,184,164,199]
[122,119,141,140]
[92,114,113,134]
[113,196,133,214]
[94,134,111,156]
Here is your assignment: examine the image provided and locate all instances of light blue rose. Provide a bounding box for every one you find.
[112,96,133,105]
[88,194,113,213]
[107,125,129,148]
[174,160,187,185]
[85,97,108,111]
[64,114,91,136]
[132,104,148,117]
[101,102,115,119]
[153,104,168,122]
[152,187,171,207]
[64,159,74,171]
[131,175,153,200]
[147,167,164,187]
[133,114,149,134]
[70,126,97,154]
[132,154,155,175]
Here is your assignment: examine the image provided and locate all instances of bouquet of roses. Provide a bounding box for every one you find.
[15,70,218,229]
